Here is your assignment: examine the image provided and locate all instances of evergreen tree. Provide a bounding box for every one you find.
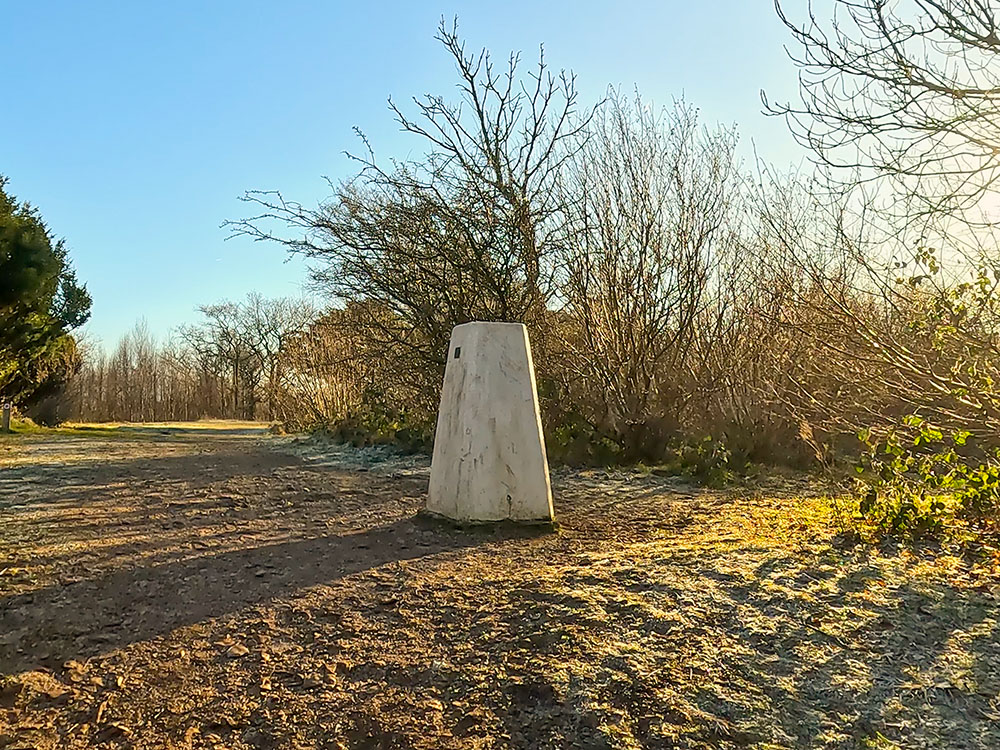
[0,176,91,417]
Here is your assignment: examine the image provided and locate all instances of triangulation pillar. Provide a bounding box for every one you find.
[427,322,554,524]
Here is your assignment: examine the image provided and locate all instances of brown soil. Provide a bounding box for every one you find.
[0,426,998,749]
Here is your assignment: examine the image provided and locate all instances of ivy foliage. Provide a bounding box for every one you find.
[849,414,1000,540]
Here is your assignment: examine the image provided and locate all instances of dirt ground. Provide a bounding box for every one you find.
[0,425,998,749]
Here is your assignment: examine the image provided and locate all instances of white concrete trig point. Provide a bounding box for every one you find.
[427,322,554,525]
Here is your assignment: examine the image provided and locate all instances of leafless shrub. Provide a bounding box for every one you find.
[747,166,1000,458]
[548,93,816,463]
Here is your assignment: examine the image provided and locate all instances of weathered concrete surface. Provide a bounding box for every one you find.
[427,322,554,523]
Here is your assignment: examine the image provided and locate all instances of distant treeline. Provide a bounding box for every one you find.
[66,295,315,424]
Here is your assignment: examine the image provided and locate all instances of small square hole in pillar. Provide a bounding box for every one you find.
[454,347,462,359]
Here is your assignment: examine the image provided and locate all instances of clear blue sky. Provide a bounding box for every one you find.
[1,1,805,346]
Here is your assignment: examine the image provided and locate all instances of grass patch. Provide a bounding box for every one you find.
[0,418,121,439]
[0,418,271,441]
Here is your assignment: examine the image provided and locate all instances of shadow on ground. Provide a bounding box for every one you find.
[0,516,481,674]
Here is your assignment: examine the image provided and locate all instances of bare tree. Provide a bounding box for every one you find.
[180,302,257,419]
[759,1,1000,453]
[241,293,316,418]
[767,0,1000,224]
[178,294,316,421]
[228,20,597,407]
